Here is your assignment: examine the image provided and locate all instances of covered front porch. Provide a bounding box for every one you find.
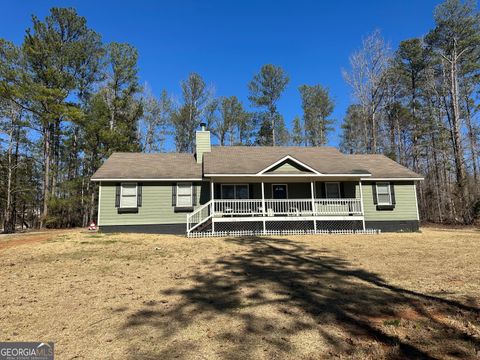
[187,177,368,235]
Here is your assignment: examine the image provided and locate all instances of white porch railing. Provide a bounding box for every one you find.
[213,198,362,217]
[314,198,363,215]
[264,199,313,216]
[187,198,363,234]
[214,199,263,216]
[187,200,213,233]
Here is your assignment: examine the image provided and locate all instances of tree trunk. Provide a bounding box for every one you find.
[271,111,276,146]
[89,185,96,225]
[431,131,443,222]
[464,95,478,182]
[41,124,51,228]
[448,54,469,223]
[371,105,377,153]
[11,125,20,231]
[3,123,14,233]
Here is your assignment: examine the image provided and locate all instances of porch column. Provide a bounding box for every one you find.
[359,180,366,230]
[311,181,317,232]
[261,182,266,233]
[261,182,266,216]
[211,181,215,233]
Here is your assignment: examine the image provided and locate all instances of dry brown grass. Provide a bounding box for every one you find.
[0,228,479,359]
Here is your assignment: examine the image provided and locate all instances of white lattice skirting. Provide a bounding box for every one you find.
[187,229,381,238]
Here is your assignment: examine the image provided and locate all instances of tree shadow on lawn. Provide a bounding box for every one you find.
[121,236,480,359]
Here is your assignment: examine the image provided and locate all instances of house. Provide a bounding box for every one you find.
[91,124,423,236]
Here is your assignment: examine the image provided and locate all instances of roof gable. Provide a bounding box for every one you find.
[258,155,319,175]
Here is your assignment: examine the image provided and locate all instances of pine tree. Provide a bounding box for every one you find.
[248,64,289,146]
[298,84,335,146]
[18,8,102,227]
[340,104,366,154]
[171,73,209,152]
[140,87,172,152]
[425,0,480,223]
[291,116,304,146]
[208,96,251,145]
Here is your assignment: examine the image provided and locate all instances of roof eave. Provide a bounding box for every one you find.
[361,177,424,181]
[204,173,372,177]
[91,178,204,182]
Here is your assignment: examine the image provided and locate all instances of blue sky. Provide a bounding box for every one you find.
[0,0,441,148]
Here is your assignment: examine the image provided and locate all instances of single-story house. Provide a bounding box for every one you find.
[91,124,423,236]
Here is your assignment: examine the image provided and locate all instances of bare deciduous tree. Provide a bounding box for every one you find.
[342,29,391,153]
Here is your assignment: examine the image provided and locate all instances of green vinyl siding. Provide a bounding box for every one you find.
[99,182,209,226]
[266,160,312,174]
[359,181,418,221]
[97,180,418,226]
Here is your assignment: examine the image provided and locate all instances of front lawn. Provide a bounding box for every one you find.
[0,228,479,359]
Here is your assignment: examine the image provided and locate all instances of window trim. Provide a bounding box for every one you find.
[325,182,341,199]
[271,184,289,199]
[376,182,392,205]
[221,184,250,199]
[120,182,138,208]
[176,182,193,207]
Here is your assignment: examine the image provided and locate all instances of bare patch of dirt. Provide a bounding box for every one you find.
[0,229,79,251]
[0,234,51,250]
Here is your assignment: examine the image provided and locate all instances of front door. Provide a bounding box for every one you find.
[272,184,287,199]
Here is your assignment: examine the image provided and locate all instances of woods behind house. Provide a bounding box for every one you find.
[1,0,479,232]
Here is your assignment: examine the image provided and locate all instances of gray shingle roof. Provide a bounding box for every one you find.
[345,154,422,178]
[91,152,202,180]
[91,148,423,180]
[204,146,370,175]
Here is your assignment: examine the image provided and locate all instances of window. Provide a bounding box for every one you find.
[120,183,137,208]
[376,182,392,205]
[221,184,249,199]
[272,184,288,199]
[325,182,340,198]
[235,185,249,199]
[177,182,193,207]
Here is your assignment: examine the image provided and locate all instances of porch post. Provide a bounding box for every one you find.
[261,182,266,216]
[359,180,366,230]
[261,182,266,234]
[311,180,317,232]
[211,181,215,233]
